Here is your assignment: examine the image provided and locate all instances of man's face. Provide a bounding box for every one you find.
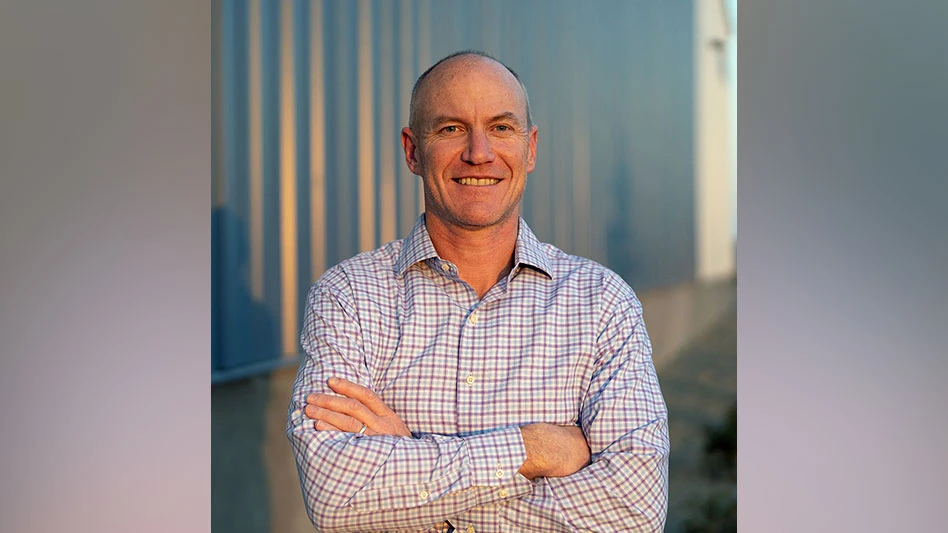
[401,57,538,232]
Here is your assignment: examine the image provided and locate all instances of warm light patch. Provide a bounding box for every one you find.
[279,0,298,356]
[248,0,264,301]
[357,0,375,252]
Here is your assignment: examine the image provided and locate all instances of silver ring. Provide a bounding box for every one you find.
[357,424,368,435]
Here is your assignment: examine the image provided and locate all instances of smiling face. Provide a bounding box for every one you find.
[401,55,538,233]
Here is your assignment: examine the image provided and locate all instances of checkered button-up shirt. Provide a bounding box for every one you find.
[287,216,669,532]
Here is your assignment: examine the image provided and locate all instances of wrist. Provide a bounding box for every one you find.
[518,424,548,480]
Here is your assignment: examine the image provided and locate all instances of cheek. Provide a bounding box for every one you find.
[421,152,452,176]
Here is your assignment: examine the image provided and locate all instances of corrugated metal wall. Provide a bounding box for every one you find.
[212,0,694,381]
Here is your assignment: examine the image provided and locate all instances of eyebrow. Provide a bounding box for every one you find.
[490,112,524,125]
[428,112,524,127]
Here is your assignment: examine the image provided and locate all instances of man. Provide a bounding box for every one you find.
[287,51,669,532]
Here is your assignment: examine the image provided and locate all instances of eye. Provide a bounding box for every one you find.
[441,125,459,133]
[495,124,510,132]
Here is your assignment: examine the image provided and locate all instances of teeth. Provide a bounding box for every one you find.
[457,178,500,186]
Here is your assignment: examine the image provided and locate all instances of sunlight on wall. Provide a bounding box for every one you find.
[212,0,702,377]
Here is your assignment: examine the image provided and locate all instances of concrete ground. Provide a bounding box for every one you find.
[212,277,737,533]
[647,281,737,532]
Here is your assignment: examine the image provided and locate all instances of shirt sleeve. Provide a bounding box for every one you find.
[454,282,670,532]
[286,274,535,532]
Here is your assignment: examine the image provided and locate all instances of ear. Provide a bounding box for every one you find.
[526,125,538,173]
[401,127,422,176]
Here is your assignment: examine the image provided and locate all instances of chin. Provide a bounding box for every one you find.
[454,211,514,230]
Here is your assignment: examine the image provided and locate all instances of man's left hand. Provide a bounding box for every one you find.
[304,377,412,437]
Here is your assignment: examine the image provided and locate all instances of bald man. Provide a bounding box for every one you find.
[287,51,669,532]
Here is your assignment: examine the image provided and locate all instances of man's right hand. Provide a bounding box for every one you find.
[518,423,591,480]
[304,377,412,438]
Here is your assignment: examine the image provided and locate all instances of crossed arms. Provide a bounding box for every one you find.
[286,278,669,532]
[304,376,590,480]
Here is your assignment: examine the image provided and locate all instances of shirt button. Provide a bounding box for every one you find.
[440,263,450,272]
[418,490,429,500]
[467,313,478,325]
[499,488,508,498]
[465,374,475,386]
[495,469,504,478]
[466,526,475,533]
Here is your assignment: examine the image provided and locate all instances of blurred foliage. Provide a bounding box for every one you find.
[681,487,737,533]
[681,399,737,533]
[701,401,737,481]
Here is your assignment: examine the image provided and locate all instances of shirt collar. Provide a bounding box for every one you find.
[513,218,554,280]
[393,214,555,281]
[394,215,440,276]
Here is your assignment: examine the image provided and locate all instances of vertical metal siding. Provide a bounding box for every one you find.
[212,0,695,381]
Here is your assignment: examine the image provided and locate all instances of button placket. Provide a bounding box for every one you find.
[457,302,486,433]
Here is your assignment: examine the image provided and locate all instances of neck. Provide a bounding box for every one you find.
[425,214,519,299]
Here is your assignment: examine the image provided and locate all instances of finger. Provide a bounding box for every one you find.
[307,393,372,421]
[305,405,365,433]
[327,377,394,417]
[314,419,342,431]
[306,393,339,405]
[316,417,375,436]
[311,392,378,424]
[304,403,332,419]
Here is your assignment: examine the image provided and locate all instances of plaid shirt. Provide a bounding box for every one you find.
[287,215,669,532]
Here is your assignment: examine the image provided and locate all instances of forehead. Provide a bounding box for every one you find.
[416,57,527,121]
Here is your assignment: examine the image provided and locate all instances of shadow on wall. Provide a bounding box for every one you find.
[212,206,280,372]
[606,144,641,285]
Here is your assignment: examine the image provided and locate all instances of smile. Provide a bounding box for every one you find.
[454,177,501,186]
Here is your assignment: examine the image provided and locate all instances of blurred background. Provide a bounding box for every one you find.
[212,0,736,531]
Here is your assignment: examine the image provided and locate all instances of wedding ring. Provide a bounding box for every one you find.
[357,424,368,435]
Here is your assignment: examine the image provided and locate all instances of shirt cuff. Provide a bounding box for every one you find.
[463,427,534,504]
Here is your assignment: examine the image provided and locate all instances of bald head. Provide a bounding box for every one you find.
[408,51,533,133]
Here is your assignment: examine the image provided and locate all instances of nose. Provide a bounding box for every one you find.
[461,129,495,165]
